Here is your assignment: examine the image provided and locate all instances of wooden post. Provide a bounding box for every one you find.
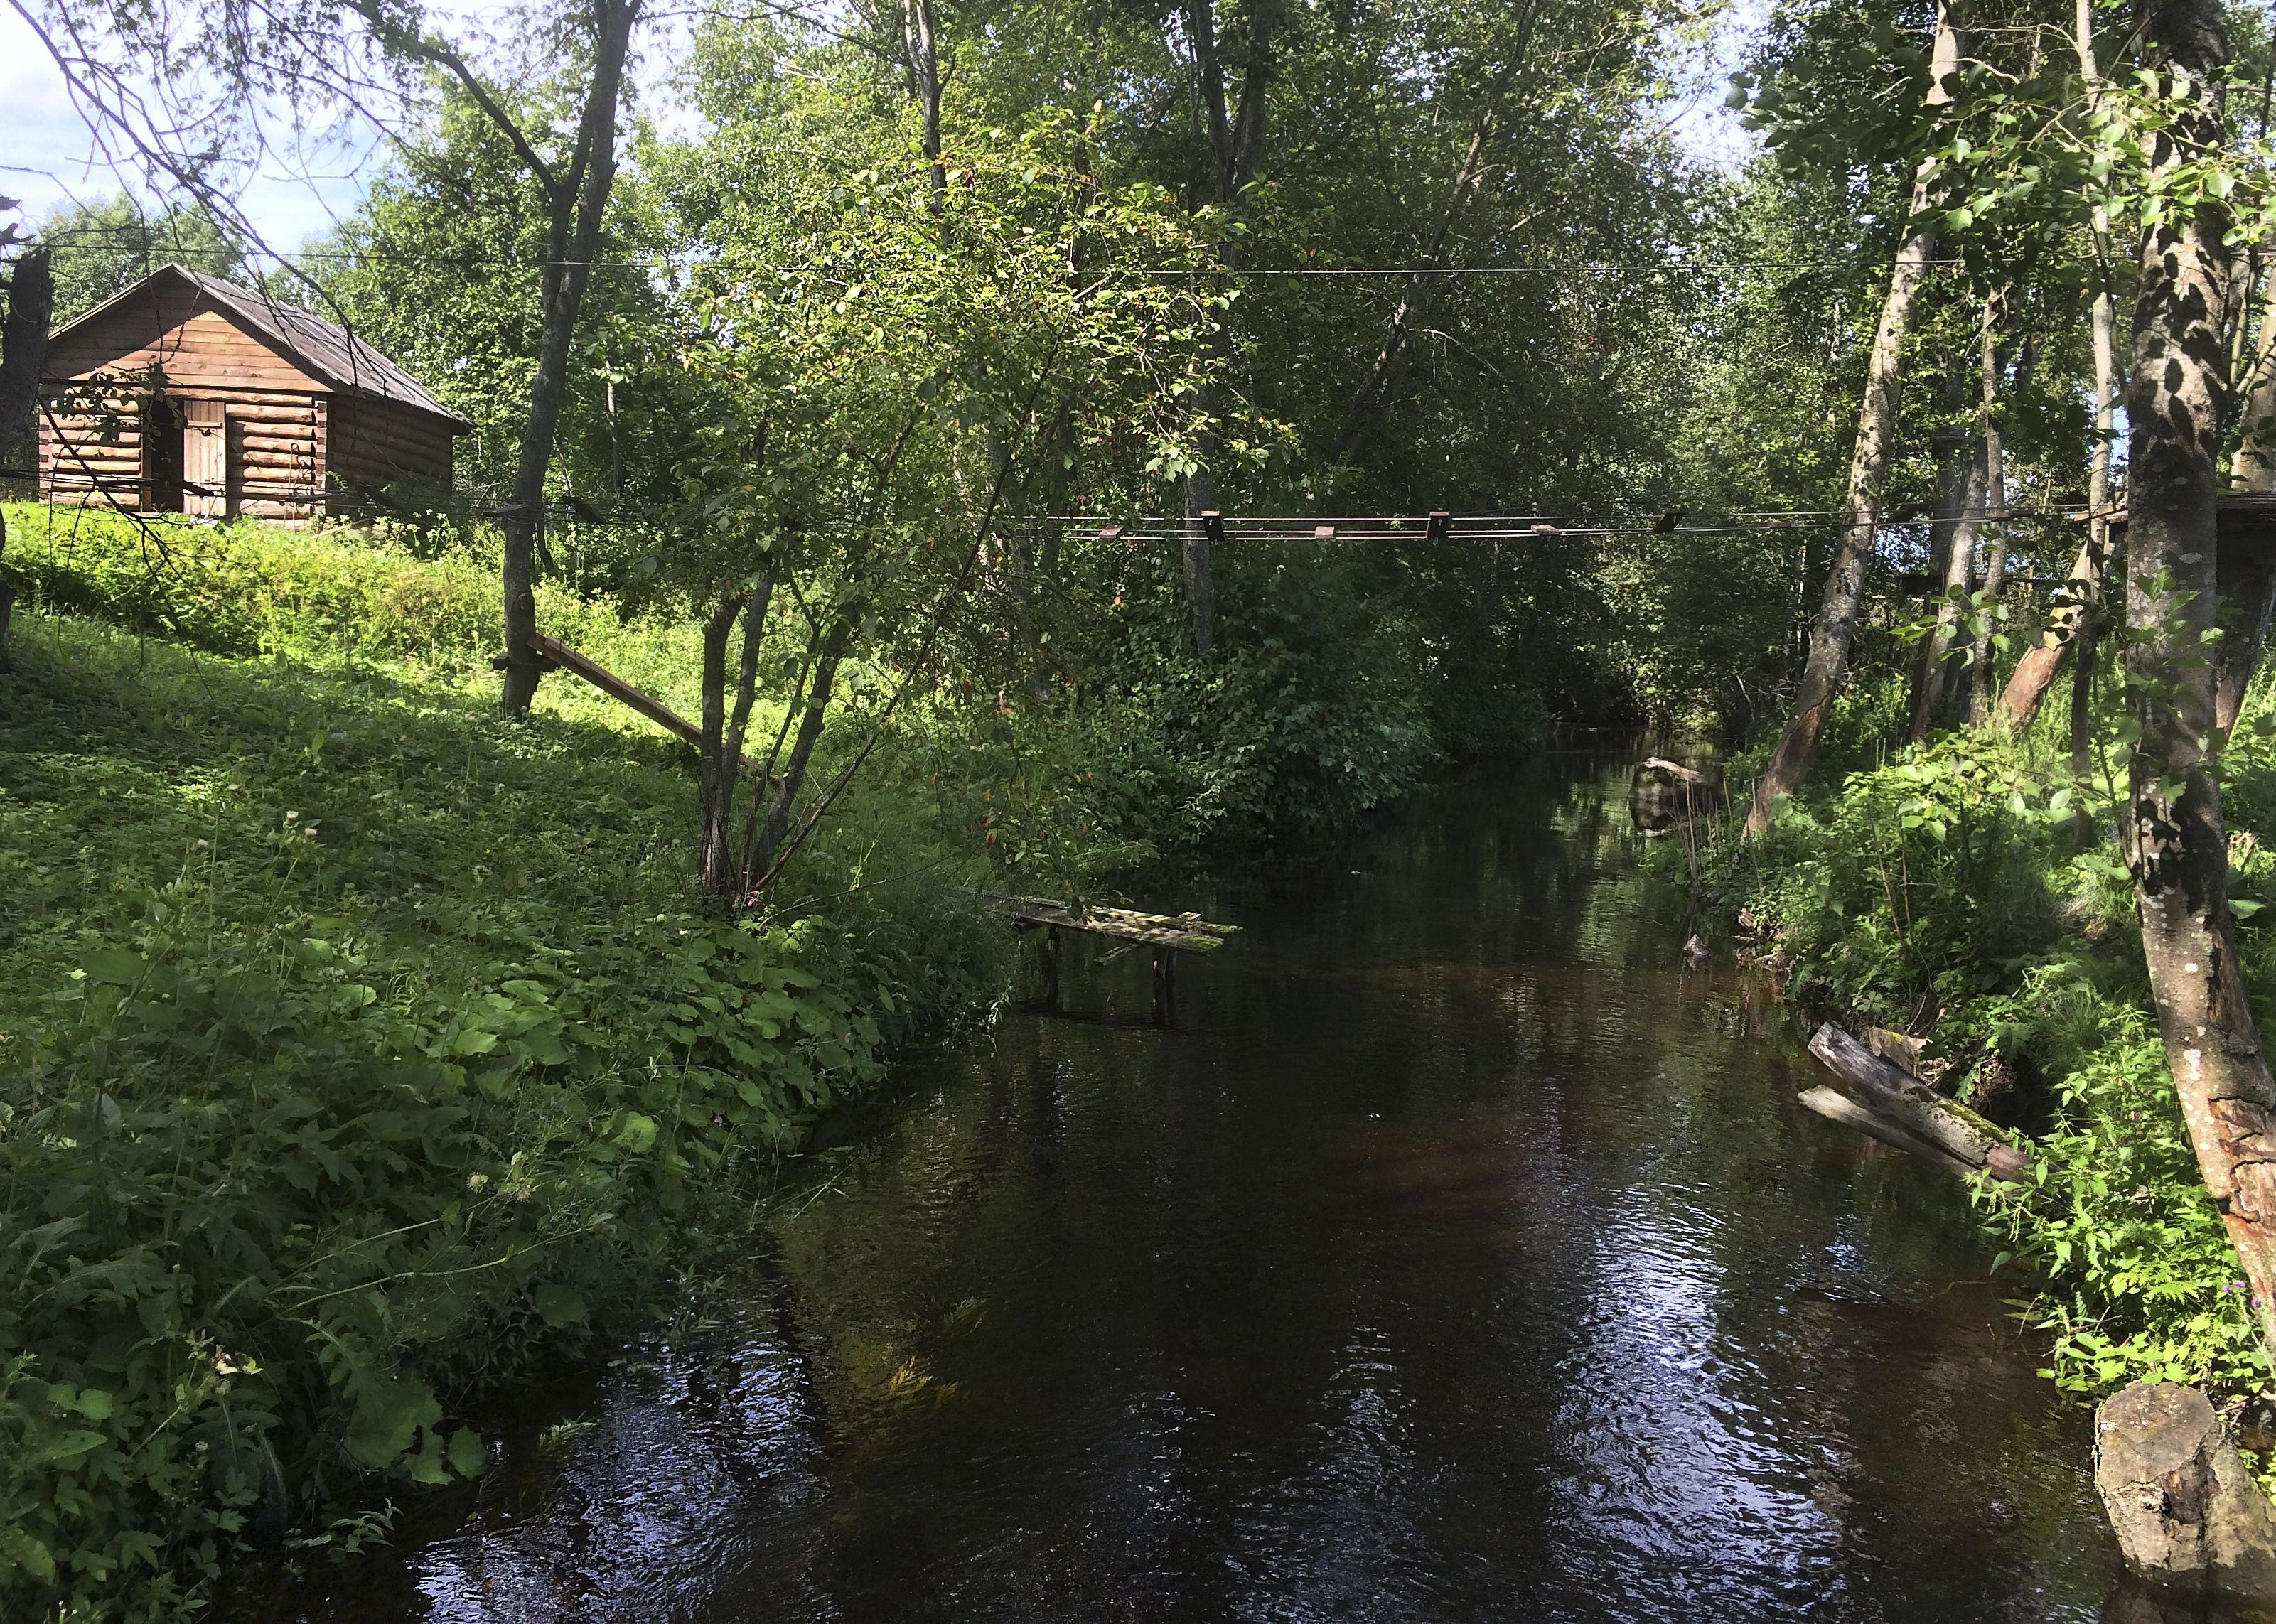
[1042,925,1061,1009]
[1424,509,1451,543]
[1152,946,1176,1025]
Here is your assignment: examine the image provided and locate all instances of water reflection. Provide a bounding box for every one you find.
[256,756,2117,1622]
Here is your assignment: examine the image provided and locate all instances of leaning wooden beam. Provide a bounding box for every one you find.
[528,633,774,783]
[1798,1085,1976,1173]
[531,633,705,748]
[1808,1023,2033,1182]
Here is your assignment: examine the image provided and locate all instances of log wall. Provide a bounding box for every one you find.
[39,388,326,523]
[324,394,456,512]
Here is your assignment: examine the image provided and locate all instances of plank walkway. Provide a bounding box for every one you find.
[977,891,1239,952]
[977,892,1238,1023]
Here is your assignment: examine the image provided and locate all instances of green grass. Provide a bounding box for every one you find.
[0,499,1481,1618]
[0,515,1010,1620]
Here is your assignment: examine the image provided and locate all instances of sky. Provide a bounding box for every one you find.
[0,0,1764,263]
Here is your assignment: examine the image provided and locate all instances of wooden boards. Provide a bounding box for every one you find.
[976,891,1240,952]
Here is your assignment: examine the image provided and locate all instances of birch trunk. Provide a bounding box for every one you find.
[2124,0,2276,1355]
[1746,0,1960,834]
[1968,307,2016,725]
[498,0,639,718]
[2001,0,2120,731]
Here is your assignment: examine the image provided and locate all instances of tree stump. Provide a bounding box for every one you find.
[2095,1382,2276,1601]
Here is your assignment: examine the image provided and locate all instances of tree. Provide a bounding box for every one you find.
[34,194,242,322]
[2120,0,2276,1354]
[1173,0,1277,657]
[0,205,48,672]
[1746,0,1962,835]
[345,0,645,716]
[648,36,1227,902]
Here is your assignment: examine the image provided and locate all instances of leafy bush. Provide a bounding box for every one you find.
[1707,702,2276,1402]
[0,615,1002,1619]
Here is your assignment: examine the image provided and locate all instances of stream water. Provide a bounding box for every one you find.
[262,753,2120,1622]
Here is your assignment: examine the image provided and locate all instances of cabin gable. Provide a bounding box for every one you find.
[46,301,326,394]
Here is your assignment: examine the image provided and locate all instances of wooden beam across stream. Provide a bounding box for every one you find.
[976,891,1239,1024]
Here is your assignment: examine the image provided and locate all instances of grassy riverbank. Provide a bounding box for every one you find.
[1697,677,2276,1413]
[0,502,1505,1620]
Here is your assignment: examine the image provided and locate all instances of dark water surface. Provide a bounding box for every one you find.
[274,755,2118,1622]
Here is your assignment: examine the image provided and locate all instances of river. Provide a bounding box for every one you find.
[257,753,2117,1621]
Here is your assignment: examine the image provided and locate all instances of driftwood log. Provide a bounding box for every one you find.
[1798,1086,1973,1172]
[1805,1023,2032,1182]
[2095,1382,2276,1603]
[1629,756,1724,836]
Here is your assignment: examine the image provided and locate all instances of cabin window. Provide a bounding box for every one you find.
[139,397,184,513]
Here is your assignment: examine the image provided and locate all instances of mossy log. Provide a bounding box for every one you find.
[1628,756,1724,835]
[1798,1085,1975,1173]
[1807,1023,2031,1183]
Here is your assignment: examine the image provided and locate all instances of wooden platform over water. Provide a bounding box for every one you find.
[977,893,1238,1023]
[977,892,1240,952]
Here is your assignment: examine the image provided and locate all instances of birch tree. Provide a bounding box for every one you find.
[1745,0,1961,835]
[2120,0,2276,1352]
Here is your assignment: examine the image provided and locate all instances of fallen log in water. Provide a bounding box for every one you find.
[1628,756,1724,836]
[1798,1086,1975,1173]
[1805,1022,2033,1182]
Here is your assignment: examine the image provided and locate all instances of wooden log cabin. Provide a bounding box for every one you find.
[38,265,469,523]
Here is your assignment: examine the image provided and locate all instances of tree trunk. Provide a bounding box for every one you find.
[1745,0,1959,835]
[0,244,52,479]
[500,0,639,718]
[697,592,745,899]
[2123,0,2276,1357]
[1969,311,2019,724]
[1178,0,1274,657]
[694,577,776,901]
[1181,465,1218,657]
[2001,3,2122,732]
[904,0,946,220]
[2095,1382,2276,1598]
[1911,399,1983,743]
[751,611,857,882]
[0,247,52,672]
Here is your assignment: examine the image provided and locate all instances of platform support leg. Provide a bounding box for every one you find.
[1042,925,1061,1009]
[1152,947,1176,1026]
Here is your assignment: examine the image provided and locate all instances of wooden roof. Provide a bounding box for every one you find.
[46,265,471,431]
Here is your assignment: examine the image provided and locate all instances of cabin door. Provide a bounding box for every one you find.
[183,399,226,517]
[139,397,183,512]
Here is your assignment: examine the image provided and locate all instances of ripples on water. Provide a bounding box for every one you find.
[256,756,2118,1623]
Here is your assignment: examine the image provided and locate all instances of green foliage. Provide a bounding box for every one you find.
[3,505,500,660]
[1709,699,2276,1404]
[0,467,1506,1612]
[37,194,248,325]
[0,591,1000,1618]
